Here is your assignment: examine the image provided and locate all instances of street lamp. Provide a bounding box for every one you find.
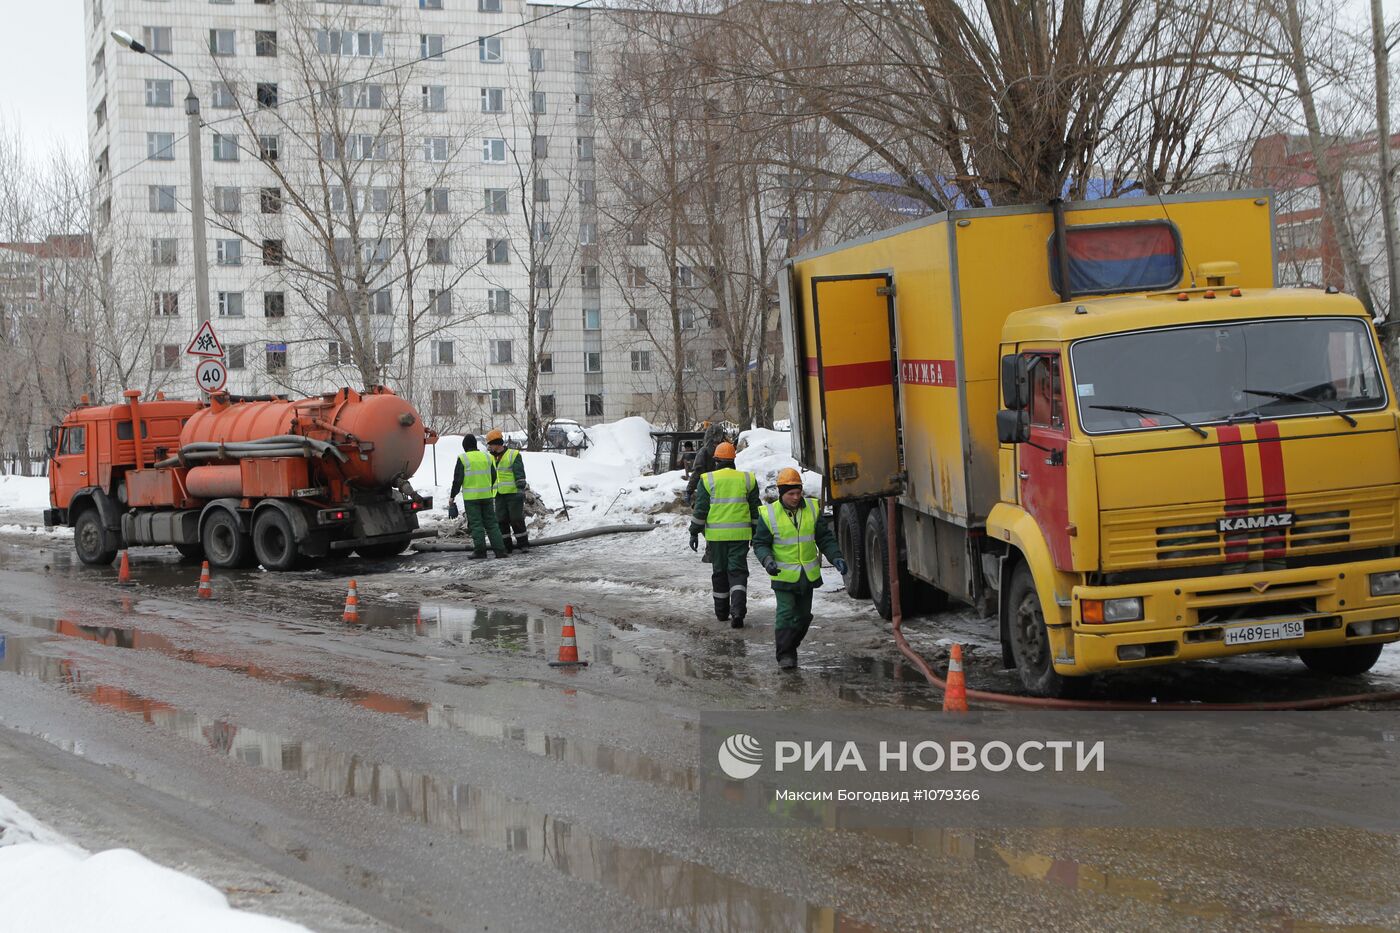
[111,29,211,328]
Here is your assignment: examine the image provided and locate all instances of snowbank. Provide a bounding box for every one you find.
[737,428,821,498]
[0,475,48,514]
[0,794,307,932]
[580,416,657,475]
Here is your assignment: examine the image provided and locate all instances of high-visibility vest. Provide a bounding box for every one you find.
[458,450,495,501]
[760,498,822,584]
[493,448,522,495]
[701,469,756,541]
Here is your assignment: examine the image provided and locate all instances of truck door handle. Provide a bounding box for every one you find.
[1018,471,1029,480]
[79,471,87,476]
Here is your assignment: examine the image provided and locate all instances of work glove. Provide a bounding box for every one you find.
[447,501,459,519]
[762,556,781,576]
[834,558,849,576]
[685,490,693,507]
[519,481,528,491]
[689,531,700,552]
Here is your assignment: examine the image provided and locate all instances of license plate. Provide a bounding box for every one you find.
[1224,620,1305,646]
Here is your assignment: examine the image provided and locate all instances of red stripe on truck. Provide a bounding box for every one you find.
[821,360,895,391]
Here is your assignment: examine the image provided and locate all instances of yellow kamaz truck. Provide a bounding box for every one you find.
[779,191,1400,696]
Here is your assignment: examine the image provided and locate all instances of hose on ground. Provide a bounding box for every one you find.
[882,498,1400,711]
[411,523,655,551]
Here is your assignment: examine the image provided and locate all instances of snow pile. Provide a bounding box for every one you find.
[580,417,657,475]
[0,475,48,515]
[737,428,821,498]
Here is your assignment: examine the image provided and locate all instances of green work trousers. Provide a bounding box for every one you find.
[773,584,816,662]
[462,498,505,554]
[707,539,750,621]
[495,493,528,549]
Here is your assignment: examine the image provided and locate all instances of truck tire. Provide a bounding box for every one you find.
[1297,643,1384,676]
[202,510,254,569]
[74,508,117,566]
[355,538,411,560]
[1006,563,1090,698]
[837,504,870,599]
[252,510,301,571]
[173,543,204,561]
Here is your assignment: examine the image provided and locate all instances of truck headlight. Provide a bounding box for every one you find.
[1369,571,1400,597]
[1081,597,1144,624]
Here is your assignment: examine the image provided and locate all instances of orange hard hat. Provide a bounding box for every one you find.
[715,441,737,460]
[776,467,803,487]
[485,429,504,444]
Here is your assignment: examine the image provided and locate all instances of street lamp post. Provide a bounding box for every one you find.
[111,30,211,328]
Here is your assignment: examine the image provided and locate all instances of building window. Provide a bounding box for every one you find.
[262,239,284,265]
[432,390,457,417]
[478,37,502,63]
[216,239,242,266]
[420,0,443,8]
[628,308,648,330]
[491,388,515,414]
[339,83,384,109]
[532,221,551,243]
[209,29,236,56]
[537,308,553,331]
[328,341,352,366]
[539,353,554,373]
[426,238,451,264]
[421,136,448,163]
[579,179,595,206]
[267,346,287,372]
[481,87,505,113]
[528,47,544,71]
[256,83,278,109]
[255,30,277,56]
[420,34,445,60]
[429,288,452,315]
[627,225,647,247]
[153,292,179,316]
[145,79,173,107]
[264,292,285,318]
[480,0,501,10]
[584,351,603,373]
[227,345,245,370]
[585,394,603,417]
[488,288,510,313]
[579,222,597,246]
[539,394,556,417]
[316,30,384,57]
[628,139,645,160]
[154,344,180,370]
[490,340,513,364]
[627,266,647,288]
[426,188,449,213]
[714,389,727,411]
[630,350,651,372]
[431,340,454,365]
[217,291,244,317]
[142,27,172,54]
[574,50,592,72]
[146,132,175,161]
[481,138,506,163]
[580,264,599,288]
[677,265,697,288]
[484,188,508,214]
[149,186,176,213]
[534,266,552,290]
[575,93,593,117]
[583,308,601,331]
[258,135,279,161]
[531,91,547,114]
[576,136,594,161]
[421,85,446,111]
[532,135,549,159]
[777,216,809,240]
[261,187,282,214]
[151,239,177,266]
[712,349,728,370]
[210,82,236,109]
[533,178,550,202]
[214,186,240,213]
[212,134,239,162]
[680,307,698,330]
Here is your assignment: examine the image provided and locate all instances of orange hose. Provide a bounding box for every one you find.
[883,497,1400,711]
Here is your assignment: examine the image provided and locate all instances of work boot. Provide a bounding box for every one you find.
[494,549,510,559]
[778,653,798,670]
[516,535,530,552]
[713,599,730,622]
[502,536,515,553]
[730,615,745,630]
[468,549,487,560]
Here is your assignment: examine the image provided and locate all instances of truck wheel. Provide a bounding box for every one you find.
[1007,564,1090,698]
[356,538,411,559]
[1297,643,1384,676]
[837,504,870,599]
[73,509,117,566]
[252,510,301,571]
[202,510,254,569]
[173,543,204,561]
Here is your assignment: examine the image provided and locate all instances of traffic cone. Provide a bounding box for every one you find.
[116,550,133,586]
[197,561,213,599]
[343,580,361,623]
[549,604,588,667]
[943,643,969,713]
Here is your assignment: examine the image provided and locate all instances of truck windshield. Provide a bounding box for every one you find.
[1070,317,1387,435]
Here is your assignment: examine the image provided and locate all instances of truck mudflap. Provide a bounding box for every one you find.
[321,497,423,550]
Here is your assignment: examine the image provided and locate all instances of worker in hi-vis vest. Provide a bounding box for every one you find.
[448,434,508,559]
[753,467,845,669]
[486,429,529,552]
[688,441,761,627]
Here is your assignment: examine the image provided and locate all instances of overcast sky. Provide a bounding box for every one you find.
[5,0,1400,167]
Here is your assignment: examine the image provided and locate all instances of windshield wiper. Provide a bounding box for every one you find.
[1242,388,1357,427]
[1089,404,1208,438]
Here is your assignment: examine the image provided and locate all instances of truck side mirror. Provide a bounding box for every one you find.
[997,409,1031,445]
[47,426,60,458]
[1001,355,1030,409]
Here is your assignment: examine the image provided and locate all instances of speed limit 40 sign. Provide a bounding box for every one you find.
[195,357,228,393]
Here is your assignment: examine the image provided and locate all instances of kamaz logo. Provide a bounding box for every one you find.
[1217,512,1295,533]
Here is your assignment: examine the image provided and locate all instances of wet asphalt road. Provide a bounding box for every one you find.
[1,531,1400,932]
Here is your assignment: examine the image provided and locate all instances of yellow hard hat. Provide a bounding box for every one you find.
[715,441,737,460]
[485,429,504,444]
[776,467,803,487]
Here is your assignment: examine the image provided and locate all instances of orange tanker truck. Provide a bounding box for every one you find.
[44,385,434,570]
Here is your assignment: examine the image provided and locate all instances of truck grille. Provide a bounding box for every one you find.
[1100,486,1399,571]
